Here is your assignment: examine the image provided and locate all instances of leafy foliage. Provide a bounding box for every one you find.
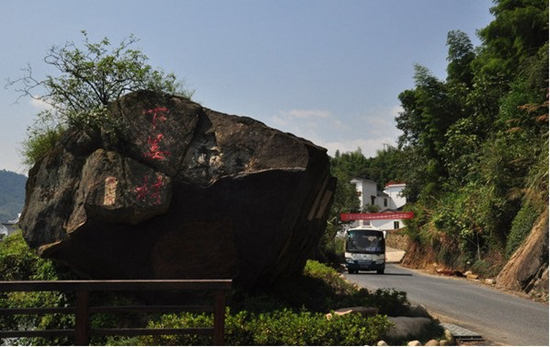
[139,308,391,346]
[321,0,548,277]
[9,31,193,166]
[0,232,156,346]
[20,124,64,167]
[133,260,407,346]
[0,231,76,345]
[506,199,543,257]
[391,0,548,276]
[233,260,410,316]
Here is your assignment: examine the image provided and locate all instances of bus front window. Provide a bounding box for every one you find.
[346,230,384,253]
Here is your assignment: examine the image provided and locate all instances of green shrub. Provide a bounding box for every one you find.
[303,259,355,296]
[467,257,501,278]
[315,219,345,266]
[233,260,410,318]
[0,231,79,283]
[297,261,409,316]
[140,309,391,346]
[0,231,76,345]
[506,200,542,258]
[0,232,147,346]
[21,124,64,167]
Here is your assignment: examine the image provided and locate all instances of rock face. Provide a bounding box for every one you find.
[496,208,549,299]
[20,90,336,287]
[386,316,433,341]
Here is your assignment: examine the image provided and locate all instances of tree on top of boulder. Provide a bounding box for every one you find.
[8,31,193,166]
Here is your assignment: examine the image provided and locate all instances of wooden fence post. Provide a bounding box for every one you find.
[213,290,225,345]
[75,289,90,345]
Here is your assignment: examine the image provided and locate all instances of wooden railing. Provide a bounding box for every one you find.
[0,279,232,345]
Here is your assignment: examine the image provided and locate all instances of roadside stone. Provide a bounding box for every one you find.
[333,306,379,317]
[387,316,432,341]
[377,340,388,346]
[436,268,464,277]
[439,339,448,346]
[409,304,431,318]
[407,340,422,346]
[464,270,473,276]
[485,278,496,285]
[444,329,455,344]
[425,339,439,346]
[466,273,479,280]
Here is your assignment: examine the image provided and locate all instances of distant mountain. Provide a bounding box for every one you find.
[0,170,26,223]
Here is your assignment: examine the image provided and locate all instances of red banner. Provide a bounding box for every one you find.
[340,212,414,221]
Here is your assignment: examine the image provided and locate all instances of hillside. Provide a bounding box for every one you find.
[328,0,548,299]
[0,170,26,222]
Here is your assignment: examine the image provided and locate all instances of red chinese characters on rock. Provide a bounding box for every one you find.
[143,107,169,130]
[135,107,170,204]
[134,174,165,205]
[142,107,170,160]
[144,134,170,160]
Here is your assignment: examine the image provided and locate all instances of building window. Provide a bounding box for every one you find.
[384,198,388,207]
[371,196,376,205]
[393,221,400,229]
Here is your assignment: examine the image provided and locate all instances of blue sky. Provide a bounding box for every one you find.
[0,0,494,174]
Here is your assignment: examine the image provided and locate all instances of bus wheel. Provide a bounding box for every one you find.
[377,268,384,274]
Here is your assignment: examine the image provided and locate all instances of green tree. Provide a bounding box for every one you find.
[328,149,364,223]
[360,145,407,191]
[441,118,481,186]
[477,0,548,79]
[393,0,548,275]
[9,31,193,165]
[446,30,475,87]
[396,65,460,197]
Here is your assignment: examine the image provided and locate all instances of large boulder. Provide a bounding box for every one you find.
[20,90,336,287]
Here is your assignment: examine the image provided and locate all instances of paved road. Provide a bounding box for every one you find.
[344,263,549,346]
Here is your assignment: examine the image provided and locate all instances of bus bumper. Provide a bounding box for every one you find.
[346,261,385,272]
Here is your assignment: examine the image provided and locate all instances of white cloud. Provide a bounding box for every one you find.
[357,105,403,137]
[287,109,331,119]
[270,109,333,129]
[29,97,53,111]
[391,105,404,117]
[320,137,398,158]
[268,108,346,139]
[265,105,403,158]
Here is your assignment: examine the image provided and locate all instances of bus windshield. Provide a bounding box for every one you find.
[346,230,385,253]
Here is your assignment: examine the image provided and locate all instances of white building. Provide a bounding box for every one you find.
[0,224,8,238]
[383,182,406,210]
[349,178,407,231]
